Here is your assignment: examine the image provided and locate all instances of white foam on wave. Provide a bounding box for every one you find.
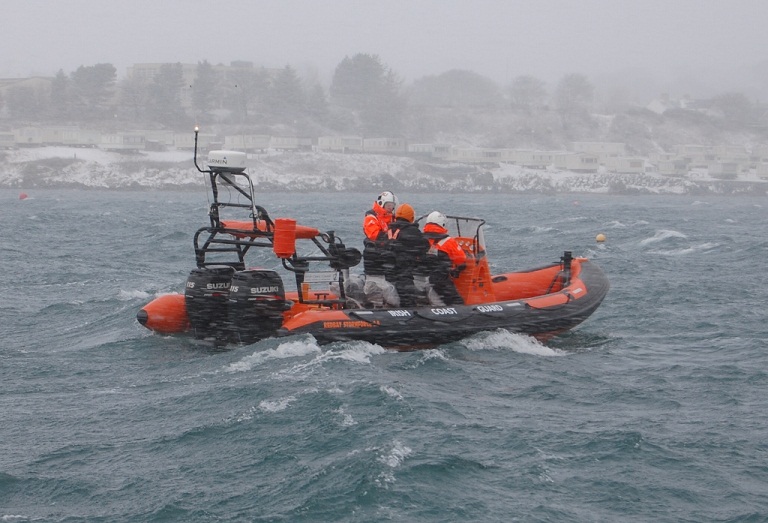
[378,439,413,468]
[463,329,563,356]
[258,395,296,413]
[380,385,403,400]
[231,392,306,422]
[118,289,153,300]
[639,229,687,246]
[606,219,648,228]
[404,348,449,369]
[374,439,414,485]
[315,341,387,364]
[561,215,590,222]
[649,242,719,256]
[336,406,357,426]
[225,336,322,373]
[226,337,387,376]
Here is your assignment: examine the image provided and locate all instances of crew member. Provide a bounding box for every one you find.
[420,211,467,305]
[362,191,399,307]
[385,203,429,307]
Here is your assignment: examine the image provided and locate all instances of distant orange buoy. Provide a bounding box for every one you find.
[596,233,606,243]
[19,192,28,200]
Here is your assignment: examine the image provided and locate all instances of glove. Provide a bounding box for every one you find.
[449,264,466,279]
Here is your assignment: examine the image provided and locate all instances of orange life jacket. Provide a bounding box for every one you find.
[423,223,467,267]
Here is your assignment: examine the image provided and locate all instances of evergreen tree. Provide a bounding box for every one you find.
[149,63,187,127]
[266,65,305,123]
[49,69,71,120]
[305,82,329,125]
[554,73,594,114]
[223,66,269,123]
[70,63,116,120]
[329,53,404,135]
[330,54,379,111]
[508,75,548,112]
[408,69,502,108]
[711,92,755,124]
[191,60,218,119]
[118,74,151,121]
[7,85,45,120]
[361,69,405,135]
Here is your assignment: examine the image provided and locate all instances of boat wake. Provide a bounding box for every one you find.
[224,335,323,373]
[462,329,563,356]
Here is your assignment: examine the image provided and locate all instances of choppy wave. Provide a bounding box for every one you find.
[3,191,767,522]
[648,241,720,256]
[639,229,688,246]
[225,336,323,372]
[463,329,563,356]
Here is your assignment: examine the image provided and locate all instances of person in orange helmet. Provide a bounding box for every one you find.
[419,211,467,305]
[384,203,429,307]
[362,191,399,307]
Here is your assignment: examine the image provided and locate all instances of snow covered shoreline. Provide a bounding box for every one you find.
[1,146,766,196]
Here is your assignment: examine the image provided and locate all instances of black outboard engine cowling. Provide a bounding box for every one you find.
[228,270,288,344]
[185,266,235,341]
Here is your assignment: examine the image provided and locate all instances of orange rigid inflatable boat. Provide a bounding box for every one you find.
[137,130,609,349]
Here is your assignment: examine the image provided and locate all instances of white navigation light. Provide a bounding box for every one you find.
[207,150,247,173]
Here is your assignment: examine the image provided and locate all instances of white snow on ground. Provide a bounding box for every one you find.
[1,146,766,195]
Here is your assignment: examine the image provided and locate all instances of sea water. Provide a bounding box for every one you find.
[1,189,766,522]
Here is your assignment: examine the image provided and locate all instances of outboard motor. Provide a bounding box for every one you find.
[185,266,235,341]
[227,269,288,344]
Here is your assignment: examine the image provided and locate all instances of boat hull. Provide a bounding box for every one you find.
[137,259,608,349]
[278,260,609,348]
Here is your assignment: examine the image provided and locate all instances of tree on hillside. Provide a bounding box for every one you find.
[265,65,306,123]
[554,73,594,115]
[49,69,71,120]
[330,54,382,111]
[222,66,269,123]
[409,69,503,108]
[118,74,150,121]
[6,85,46,120]
[149,63,187,127]
[363,69,405,135]
[710,92,755,124]
[330,53,405,135]
[508,75,547,112]
[305,82,329,125]
[191,60,219,119]
[70,63,116,120]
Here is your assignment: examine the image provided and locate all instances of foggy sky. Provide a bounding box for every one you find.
[4,0,768,97]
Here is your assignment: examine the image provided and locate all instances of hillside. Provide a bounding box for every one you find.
[1,146,766,196]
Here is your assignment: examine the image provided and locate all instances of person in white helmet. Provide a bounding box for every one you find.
[417,211,467,305]
[362,191,399,307]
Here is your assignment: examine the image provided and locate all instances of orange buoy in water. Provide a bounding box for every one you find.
[19,192,28,200]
